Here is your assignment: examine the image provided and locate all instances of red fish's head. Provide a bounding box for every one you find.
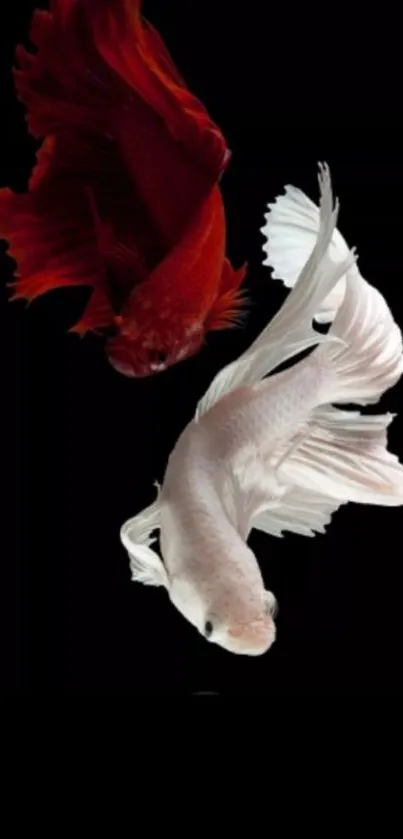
[106,315,205,377]
[105,253,247,377]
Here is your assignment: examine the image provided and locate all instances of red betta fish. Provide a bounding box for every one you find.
[0,0,246,376]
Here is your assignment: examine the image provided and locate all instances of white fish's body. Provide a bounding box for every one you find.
[120,164,403,656]
[159,419,277,655]
[158,358,327,653]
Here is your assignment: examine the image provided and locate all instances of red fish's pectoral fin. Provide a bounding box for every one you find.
[204,260,248,331]
[69,287,116,336]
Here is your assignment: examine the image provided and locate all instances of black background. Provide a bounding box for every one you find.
[1,1,403,694]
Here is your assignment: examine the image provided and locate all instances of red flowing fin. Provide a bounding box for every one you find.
[70,287,115,336]
[30,8,53,45]
[80,0,229,178]
[139,20,190,90]
[121,186,226,323]
[28,136,57,190]
[204,260,248,331]
[137,17,230,177]
[0,184,102,304]
[12,2,226,260]
[5,1,233,348]
[0,126,152,328]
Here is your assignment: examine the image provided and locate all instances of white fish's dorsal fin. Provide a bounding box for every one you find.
[195,163,354,420]
[261,170,352,324]
[120,488,169,588]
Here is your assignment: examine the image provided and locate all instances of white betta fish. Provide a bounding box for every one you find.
[120,164,403,656]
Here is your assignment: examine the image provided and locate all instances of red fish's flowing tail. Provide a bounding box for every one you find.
[0,183,115,333]
[0,140,115,334]
[2,1,247,366]
[0,3,127,333]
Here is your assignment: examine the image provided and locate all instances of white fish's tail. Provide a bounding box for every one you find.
[318,267,403,406]
[261,175,350,323]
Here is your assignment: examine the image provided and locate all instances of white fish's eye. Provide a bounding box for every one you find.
[204,620,214,639]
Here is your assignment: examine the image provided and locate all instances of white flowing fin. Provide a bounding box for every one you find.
[196,163,355,420]
[120,491,169,588]
[261,181,351,323]
[279,408,403,506]
[317,264,403,407]
[276,260,403,507]
[250,486,346,539]
[247,410,403,541]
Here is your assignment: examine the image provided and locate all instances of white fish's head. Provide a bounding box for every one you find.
[207,590,277,656]
[122,506,278,657]
[169,574,278,657]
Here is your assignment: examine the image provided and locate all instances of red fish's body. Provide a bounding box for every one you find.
[0,0,246,376]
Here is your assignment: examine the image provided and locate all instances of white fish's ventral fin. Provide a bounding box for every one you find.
[120,491,169,588]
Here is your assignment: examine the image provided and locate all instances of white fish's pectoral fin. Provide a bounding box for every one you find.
[120,493,169,589]
[195,163,354,421]
[127,543,169,588]
[250,487,346,539]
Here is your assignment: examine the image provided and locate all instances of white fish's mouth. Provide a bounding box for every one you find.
[218,615,277,656]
